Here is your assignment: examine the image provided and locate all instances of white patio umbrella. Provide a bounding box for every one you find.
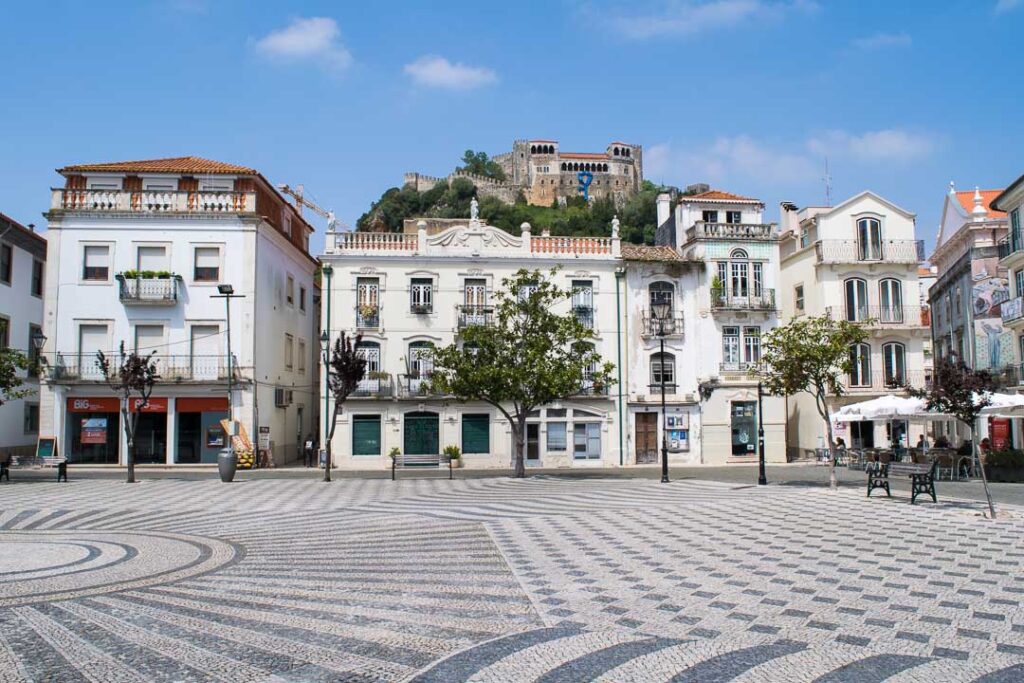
[975,392,1024,417]
[832,395,947,453]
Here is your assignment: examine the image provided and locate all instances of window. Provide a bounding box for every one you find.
[702,210,719,223]
[847,344,872,387]
[82,245,110,281]
[726,210,742,224]
[190,325,220,380]
[193,247,220,282]
[0,243,11,284]
[27,324,42,370]
[408,341,434,379]
[573,422,601,460]
[284,333,294,370]
[286,275,294,306]
[954,287,962,318]
[518,281,539,302]
[133,324,163,353]
[800,229,810,248]
[78,324,109,379]
[752,262,763,297]
[136,245,167,272]
[462,414,490,454]
[882,342,906,386]
[31,260,43,297]
[1012,209,1021,252]
[743,327,761,365]
[879,279,903,323]
[649,281,674,316]
[23,404,39,434]
[572,280,594,328]
[730,260,748,297]
[651,352,675,389]
[857,218,882,260]
[352,415,381,455]
[357,278,380,327]
[844,278,868,321]
[547,422,567,451]
[0,316,8,348]
[795,285,805,311]
[300,286,307,312]
[410,277,433,313]
[731,402,757,456]
[298,339,306,374]
[723,326,740,365]
[1016,270,1024,299]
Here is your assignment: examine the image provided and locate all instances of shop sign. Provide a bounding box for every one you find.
[67,397,119,413]
[991,418,1011,451]
[81,417,108,444]
[258,426,271,450]
[129,397,168,413]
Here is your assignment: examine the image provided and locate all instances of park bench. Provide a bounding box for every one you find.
[0,455,68,483]
[866,459,938,504]
[391,453,452,481]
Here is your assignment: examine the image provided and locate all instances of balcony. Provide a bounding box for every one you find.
[116,273,180,305]
[44,354,236,383]
[719,362,760,374]
[397,373,441,398]
[576,378,611,396]
[52,189,253,214]
[332,232,420,255]
[686,222,775,241]
[993,364,1024,388]
[711,288,776,312]
[573,305,596,330]
[531,235,611,255]
[456,305,495,329]
[826,306,928,329]
[640,311,684,337]
[352,374,394,398]
[356,306,380,329]
[815,240,925,265]
[842,370,927,393]
[1002,297,1024,325]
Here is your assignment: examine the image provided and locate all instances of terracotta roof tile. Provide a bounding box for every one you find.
[681,189,761,203]
[621,244,682,262]
[58,156,257,175]
[955,189,1006,218]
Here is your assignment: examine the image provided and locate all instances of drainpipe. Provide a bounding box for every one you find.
[615,267,625,466]
[323,265,333,450]
[251,226,260,468]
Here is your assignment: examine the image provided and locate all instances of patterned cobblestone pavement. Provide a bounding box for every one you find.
[1,476,1023,681]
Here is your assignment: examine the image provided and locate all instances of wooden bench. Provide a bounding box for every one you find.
[866,460,937,504]
[391,454,452,480]
[1,455,68,482]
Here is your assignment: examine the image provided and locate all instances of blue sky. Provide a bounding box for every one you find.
[2,0,1021,256]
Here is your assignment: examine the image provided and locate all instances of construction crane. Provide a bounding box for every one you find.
[277,183,342,231]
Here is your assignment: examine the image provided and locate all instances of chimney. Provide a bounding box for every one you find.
[656,193,671,227]
[778,202,799,234]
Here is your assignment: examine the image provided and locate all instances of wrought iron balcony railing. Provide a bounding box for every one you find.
[710,288,776,311]
[116,274,180,305]
[842,370,927,392]
[719,361,760,374]
[1002,297,1024,325]
[640,312,684,337]
[397,373,441,398]
[352,375,394,398]
[573,305,595,330]
[815,240,925,264]
[456,305,495,329]
[576,378,611,396]
[356,307,380,329]
[825,306,928,328]
[42,354,236,383]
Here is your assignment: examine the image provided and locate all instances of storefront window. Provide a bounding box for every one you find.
[731,401,757,456]
[66,397,120,464]
[175,397,229,463]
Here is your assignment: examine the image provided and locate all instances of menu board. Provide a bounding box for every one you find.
[36,437,57,459]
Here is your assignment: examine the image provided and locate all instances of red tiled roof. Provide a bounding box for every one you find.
[955,190,1006,218]
[560,152,609,160]
[621,244,682,262]
[58,156,257,175]
[681,190,760,203]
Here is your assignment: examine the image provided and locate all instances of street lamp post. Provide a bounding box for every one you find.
[321,264,333,462]
[651,300,672,483]
[211,284,245,428]
[757,381,767,486]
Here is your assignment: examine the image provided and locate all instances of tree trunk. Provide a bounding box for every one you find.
[324,403,341,483]
[816,390,838,489]
[514,416,526,479]
[124,408,136,484]
[974,417,997,519]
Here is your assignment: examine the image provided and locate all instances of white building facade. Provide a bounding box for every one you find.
[0,213,46,456]
[319,217,622,469]
[39,157,318,467]
[779,191,928,453]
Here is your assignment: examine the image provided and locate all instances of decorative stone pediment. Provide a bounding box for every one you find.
[427,223,523,255]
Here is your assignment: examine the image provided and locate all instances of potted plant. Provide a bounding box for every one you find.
[388,446,401,460]
[710,275,726,305]
[358,303,378,319]
[444,444,462,468]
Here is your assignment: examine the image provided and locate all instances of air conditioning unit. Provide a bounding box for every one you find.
[274,388,293,407]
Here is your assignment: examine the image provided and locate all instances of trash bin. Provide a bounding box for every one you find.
[218,448,237,483]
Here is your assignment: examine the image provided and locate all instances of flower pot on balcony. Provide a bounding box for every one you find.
[218,448,237,483]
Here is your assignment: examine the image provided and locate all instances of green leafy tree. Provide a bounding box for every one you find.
[430,269,615,478]
[0,348,31,406]
[322,331,367,482]
[457,150,506,181]
[97,343,159,484]
[909,357,997,518]
[759,316,867,488]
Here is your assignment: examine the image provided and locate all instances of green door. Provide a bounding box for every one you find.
[462,414,490,454]
[404,412,439,456]
[352,415,381,455]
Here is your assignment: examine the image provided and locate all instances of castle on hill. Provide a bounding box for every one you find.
[404,139,644,207]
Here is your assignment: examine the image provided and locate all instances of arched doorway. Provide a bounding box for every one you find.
[404,411,439,455]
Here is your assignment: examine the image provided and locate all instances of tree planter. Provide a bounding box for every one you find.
[218,448,237,482]
[450,458,462,469]
[984,464,1024,483]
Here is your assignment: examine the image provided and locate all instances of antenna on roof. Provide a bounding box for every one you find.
[822,157,833,207]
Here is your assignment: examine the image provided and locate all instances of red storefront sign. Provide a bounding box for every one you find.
[176,397,229,412]
[990,418,1011,451]
[129,397,168,413]
[67,397,119,413]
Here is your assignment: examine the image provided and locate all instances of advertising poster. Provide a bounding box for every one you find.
[81,417,107,444]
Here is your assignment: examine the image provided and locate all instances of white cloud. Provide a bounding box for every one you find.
[599,0,818,40]
[851,31,911,50]
[995,0,1022,13]
[403,56,497,90]
[808,129,935,163]
[253,17,352,72]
